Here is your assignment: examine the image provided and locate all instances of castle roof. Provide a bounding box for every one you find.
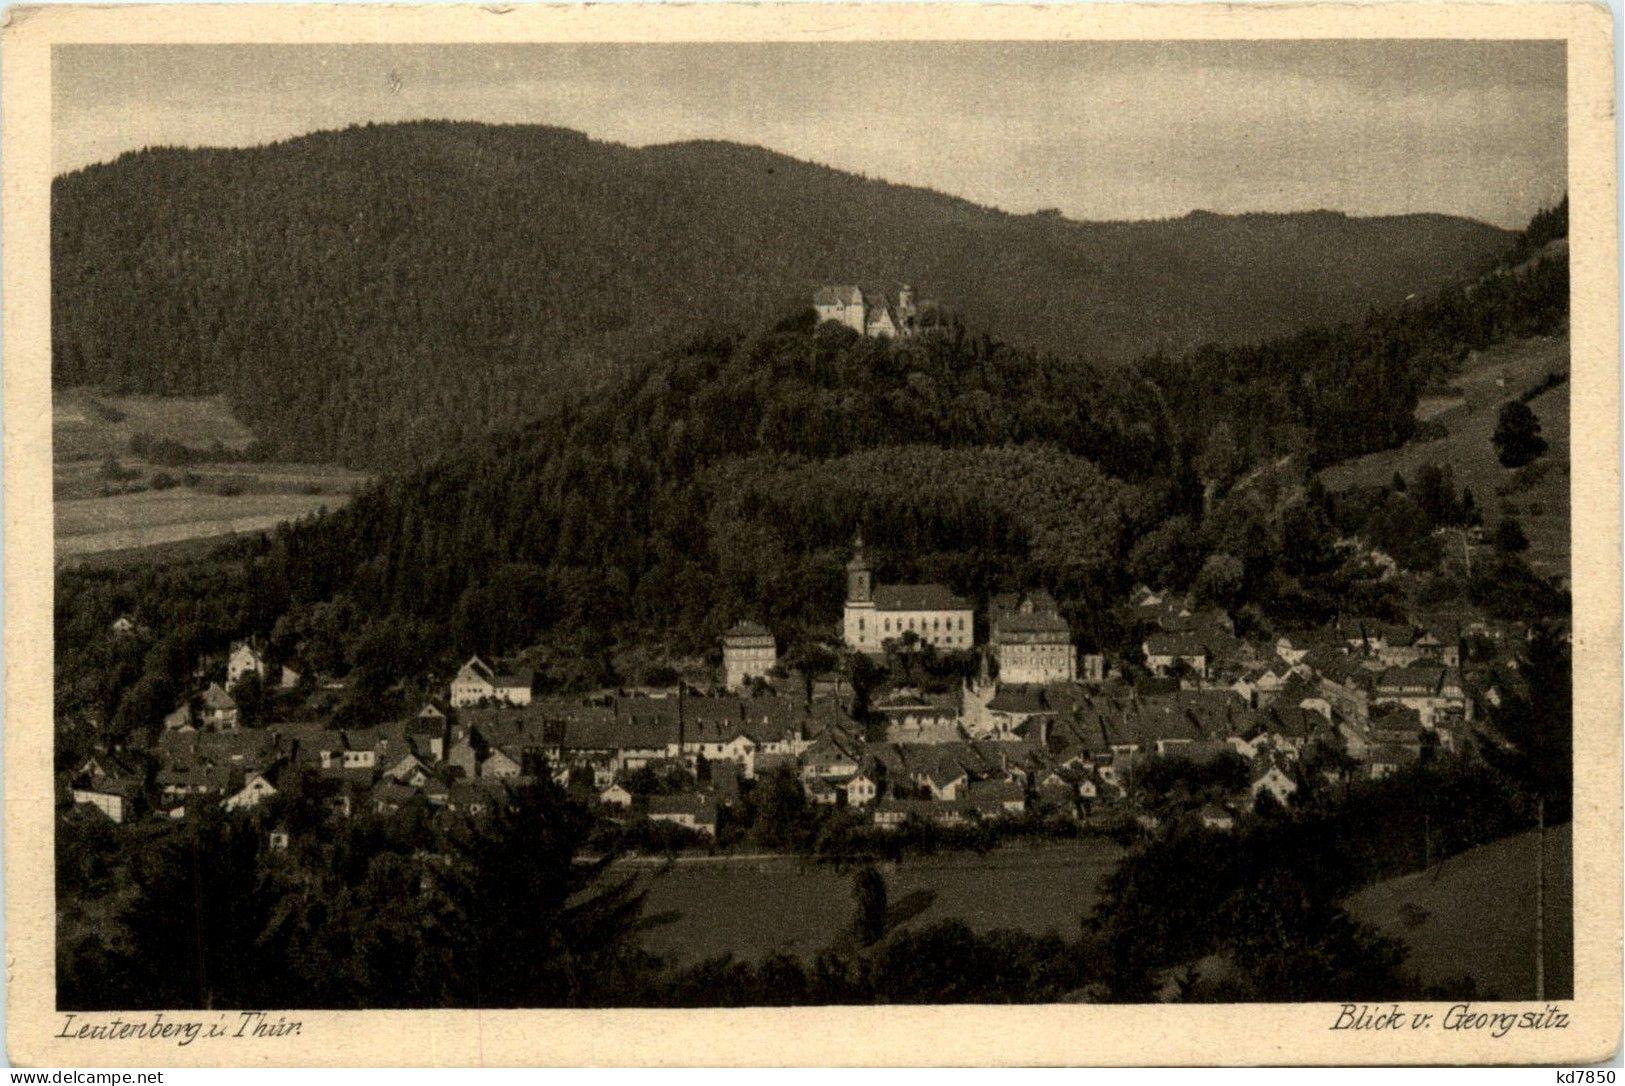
[814,285,864,306]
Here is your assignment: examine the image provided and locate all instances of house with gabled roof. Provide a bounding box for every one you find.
[450,656,534,708]
[199,683,239,729]
[228,639,269,688]
[647,793,718,836]
[224,768,279,812]
[845,770,880,807]
[1143,633,1210,678]
[72,775,145,823]
[967,778,1026,818]
[480,746,523,779]
[1249,759,1298,807]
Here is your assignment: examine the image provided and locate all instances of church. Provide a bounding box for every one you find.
[842,534,975,655]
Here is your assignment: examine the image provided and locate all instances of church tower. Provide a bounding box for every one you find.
[843,532,876,651]
[846,531,873,603]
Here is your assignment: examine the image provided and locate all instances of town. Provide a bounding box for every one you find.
[69,531,1517,853]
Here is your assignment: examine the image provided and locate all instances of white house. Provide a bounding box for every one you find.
[224,773,278,812]
[450,656,535,708]
[72,779,142,823]
[845,772,880,807]
[598,782,634,809]
[647,794,717,836]
[1250,762,1298,807]
[228,640,269,688]
[991,591,1076,684]
[721,621,777,691]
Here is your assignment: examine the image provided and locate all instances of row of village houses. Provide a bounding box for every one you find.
[74,577,1518,837]
[68,652,1479,837]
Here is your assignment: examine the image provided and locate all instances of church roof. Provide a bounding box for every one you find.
[873,584,973,612]
[724,620,773,640]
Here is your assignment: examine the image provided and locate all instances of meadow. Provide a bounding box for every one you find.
[1345,822,1573,1000]
[53,389,370,564]
[1318,332,1570,580]
[621,840,1126,965]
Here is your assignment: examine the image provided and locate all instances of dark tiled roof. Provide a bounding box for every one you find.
[724,620,773,639]
[873,584,973,612]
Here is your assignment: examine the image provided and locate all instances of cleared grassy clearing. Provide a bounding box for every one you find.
[53,389,369,561]
[624,840,1125,965]
[1345,823,1573,1000]
[1319,332,1569,579]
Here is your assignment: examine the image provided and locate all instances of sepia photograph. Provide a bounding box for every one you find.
[4,2,1619,1067]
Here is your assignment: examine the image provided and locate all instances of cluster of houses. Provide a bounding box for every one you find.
[68,537,1532,846]
[67,564,1519,847]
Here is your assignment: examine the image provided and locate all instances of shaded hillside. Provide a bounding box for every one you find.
[1346,823,1572,1000]
[53,121,1513,468]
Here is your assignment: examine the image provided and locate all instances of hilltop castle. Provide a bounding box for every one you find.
[814,283,938,339]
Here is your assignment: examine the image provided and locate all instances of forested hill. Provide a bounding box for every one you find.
[53,121,1513,468]
[57,197,1566,739]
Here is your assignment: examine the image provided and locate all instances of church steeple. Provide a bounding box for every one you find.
[845,531,872,604]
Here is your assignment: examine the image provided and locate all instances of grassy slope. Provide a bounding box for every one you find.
[1317,331,1570,579]
[54,389,256,461]
[53,390,371,562]
[1345,823,1573,1000]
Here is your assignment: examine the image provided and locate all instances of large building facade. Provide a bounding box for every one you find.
[991,591,1077,685]
[721,621,777,690]
[842,535,974,654]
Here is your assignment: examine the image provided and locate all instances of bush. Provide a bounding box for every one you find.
[1492,401,1547,468]
[1492,517,1530,555]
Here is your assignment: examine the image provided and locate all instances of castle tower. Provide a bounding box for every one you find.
[897,284,917,332]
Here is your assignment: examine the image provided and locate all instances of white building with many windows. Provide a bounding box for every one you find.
[842,535,974,654]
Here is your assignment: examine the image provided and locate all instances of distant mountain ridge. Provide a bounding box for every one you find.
[51,121,1514,467]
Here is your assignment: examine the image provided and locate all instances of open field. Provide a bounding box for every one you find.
[1345,823,1572,1000]
[621,840,1125,965]
[1319,332,1570,579]
[53,388,370,563]
[56,492,348,560]
[54,389,256,461]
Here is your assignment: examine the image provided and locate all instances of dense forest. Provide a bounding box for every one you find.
[54,198,1568,756]
[52,121,1515,467]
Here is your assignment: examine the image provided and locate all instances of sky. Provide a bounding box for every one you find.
[53,41,1567,228]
